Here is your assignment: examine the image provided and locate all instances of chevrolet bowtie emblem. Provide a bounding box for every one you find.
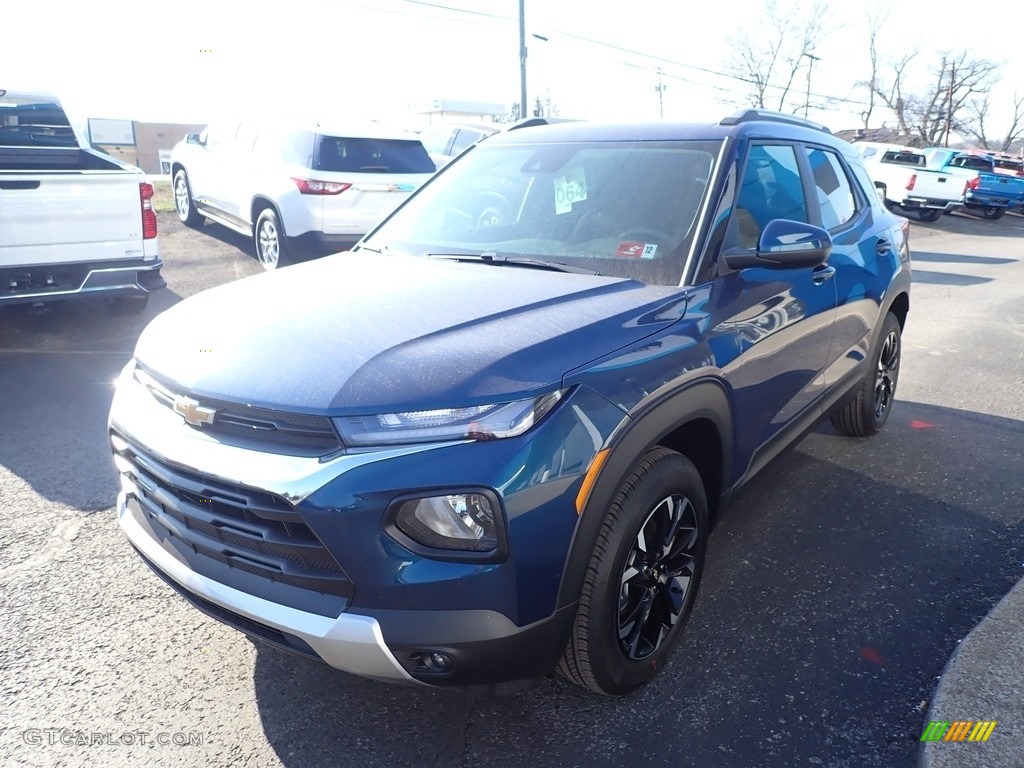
[173,396,217,427]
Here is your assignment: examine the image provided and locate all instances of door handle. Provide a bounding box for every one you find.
[812,265,836,284]
[876,238,892,255]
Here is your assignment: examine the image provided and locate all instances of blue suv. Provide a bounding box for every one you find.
[108,110,911,696]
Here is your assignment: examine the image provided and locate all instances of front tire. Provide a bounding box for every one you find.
[254,208,291,271]
[558,448,708,696]
[173,170,204,228]
[830,312,902,436]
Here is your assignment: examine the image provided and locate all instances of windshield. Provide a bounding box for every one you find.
[361,139,721,286]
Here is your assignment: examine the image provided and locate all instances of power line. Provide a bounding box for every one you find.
[335,0,876,110]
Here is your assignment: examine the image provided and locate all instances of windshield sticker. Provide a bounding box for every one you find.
[554,168,588,214]
[615,242,659,259]
[616,241,645,258]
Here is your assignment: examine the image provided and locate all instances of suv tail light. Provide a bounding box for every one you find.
[292,178,352,195]
[906,174,917,191]
[139,182,157,240]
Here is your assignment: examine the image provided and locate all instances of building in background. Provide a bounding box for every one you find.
[87,119,206,174]
[408,99,505,128]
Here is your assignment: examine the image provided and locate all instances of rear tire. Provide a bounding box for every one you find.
[830,312,902,437]
[557,448,708,696]
[981,206,1005,220]
[173,170,204,228]
[917,209,942,222]
[254,208,291,271]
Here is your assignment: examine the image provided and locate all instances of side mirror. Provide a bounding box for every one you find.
[185,133,203,145]
[723,219,832,270]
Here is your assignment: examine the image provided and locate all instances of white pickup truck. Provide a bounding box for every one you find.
[0,89,164,313]
[852,142,966,222]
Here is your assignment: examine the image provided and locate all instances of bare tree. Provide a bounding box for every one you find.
[871,52,918,139]
[856,5,890,129]
[960,96,991,149]
[725,0,831,113]
[997,91,1024,152]
[872,51,998,146]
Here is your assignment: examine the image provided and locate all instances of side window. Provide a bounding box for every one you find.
[204,121,239,150]
[277,129,316,167]
[849,163,885,213]
[731,144,809,250]
[450,129,480,155]
[804,147,857,230]
[234,121,260,152]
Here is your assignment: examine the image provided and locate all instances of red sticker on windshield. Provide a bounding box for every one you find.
[616,241,644,258]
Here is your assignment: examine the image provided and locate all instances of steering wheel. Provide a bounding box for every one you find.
[476,193,512,227]
[617,227,673,244]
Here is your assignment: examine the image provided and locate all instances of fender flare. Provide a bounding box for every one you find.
[554,378,734,611]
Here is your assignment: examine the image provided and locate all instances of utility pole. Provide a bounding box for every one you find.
[944,59,956,148]
[654,67,666,118]
[803,53,820,118]
[518,0,527,120]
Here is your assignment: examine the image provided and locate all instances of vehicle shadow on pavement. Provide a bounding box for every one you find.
[911,271,993,287]
[248,401,1023,768]
[911,251,1016,266]
[0,290,182,511]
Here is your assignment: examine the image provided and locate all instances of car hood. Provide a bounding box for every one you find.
[134,252,688,414]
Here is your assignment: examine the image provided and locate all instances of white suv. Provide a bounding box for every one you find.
[170,117,437,269]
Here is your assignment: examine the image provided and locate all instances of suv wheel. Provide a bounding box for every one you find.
[558,447,708,695]
[254,208,290,271]
[173,170,205,228]
[831,312,901,436]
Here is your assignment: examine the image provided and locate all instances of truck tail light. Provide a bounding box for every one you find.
[966,176,980,191]
[292,178,352,195]
[139,182,157,240]
[906,174,916,192]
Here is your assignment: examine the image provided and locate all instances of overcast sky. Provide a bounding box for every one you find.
[3,0,1022,139]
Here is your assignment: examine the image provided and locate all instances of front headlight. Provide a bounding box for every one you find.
[332,389,566,447]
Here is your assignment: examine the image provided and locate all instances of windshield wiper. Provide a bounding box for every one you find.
[426,252,601,275]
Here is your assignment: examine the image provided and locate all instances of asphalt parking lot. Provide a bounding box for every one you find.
[1,210,1022,768]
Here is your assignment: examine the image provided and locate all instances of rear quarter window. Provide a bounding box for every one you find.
[314,136,436,173]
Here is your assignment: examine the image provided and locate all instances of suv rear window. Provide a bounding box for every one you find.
[313,136,435,174]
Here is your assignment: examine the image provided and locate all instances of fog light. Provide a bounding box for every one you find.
[429,653,451,670]
[394,493,498,552]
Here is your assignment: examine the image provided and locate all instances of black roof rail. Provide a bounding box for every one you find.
[719,109,832,135]
[506,116,582,131]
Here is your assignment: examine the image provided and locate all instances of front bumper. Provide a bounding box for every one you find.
[119,489,418,683]
[0,257,165,307]
[108,362,619,688]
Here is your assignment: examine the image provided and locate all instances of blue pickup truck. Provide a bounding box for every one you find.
[925,148,1024,219]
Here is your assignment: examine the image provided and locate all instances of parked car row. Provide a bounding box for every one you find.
[853,141,1024,221]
